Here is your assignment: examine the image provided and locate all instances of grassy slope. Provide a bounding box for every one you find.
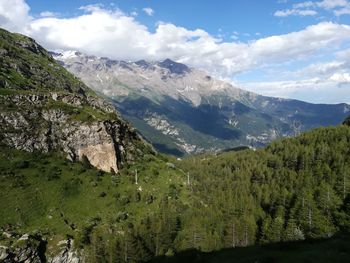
[0,28,120,123]
[0,146,190,252]
[0,28,90,95]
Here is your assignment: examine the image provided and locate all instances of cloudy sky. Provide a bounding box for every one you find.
[1,0,350,103]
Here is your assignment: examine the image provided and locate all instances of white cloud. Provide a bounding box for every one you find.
[1,0,350,103]
[274,8,317,16]
[293,0,349,9]
[79,4,105,13]
[248,23,350,63]
[334,6,350,15]
[275,0,318,17]
[39,11,55,18]
[297,61,347,77]
[280,0,350,17]
[3,1,348,77]
[142,7,154,16]
[316,0,348,9]
[329,72,350,83]
[2,2,350,76]
[293,1,315,9]
[336,47,350,60]
[242,78,350,103]
[0,0,30,31]
[241,58,350,103]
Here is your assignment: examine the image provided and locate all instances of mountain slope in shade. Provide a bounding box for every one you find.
[54,51,350,155]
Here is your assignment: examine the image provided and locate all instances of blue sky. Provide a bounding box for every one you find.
[24,1,286,36]
[2,0,350,103]
[25,0,350,39]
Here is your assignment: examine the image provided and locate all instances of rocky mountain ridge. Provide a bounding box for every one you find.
[54,51,350,155]
[53,51,251,107]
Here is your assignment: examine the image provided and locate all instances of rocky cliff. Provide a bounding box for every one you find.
[0,230,83,263]
[0,28,150,172]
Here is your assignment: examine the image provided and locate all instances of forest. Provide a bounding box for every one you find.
[75,121,350,261]
[1,121,350,262]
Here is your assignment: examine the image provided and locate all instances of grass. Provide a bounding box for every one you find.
[0,88,118,123]
[0,88,31,96]
[0,146,189,249]
[0,28,98,97]
[46,100,119,122]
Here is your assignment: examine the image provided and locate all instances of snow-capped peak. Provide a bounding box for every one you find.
[53,50,81,60]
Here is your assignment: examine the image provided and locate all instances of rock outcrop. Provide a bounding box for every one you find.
[0,92,144,172]
[48,238,83,263]
[0,231,83,263]
[0,232,46,262]
[0,28,151,172]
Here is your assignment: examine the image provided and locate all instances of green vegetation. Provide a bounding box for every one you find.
[151,234,350,263]
[46,100,119,122]
[116,93,325,157]
[175,125,350,251]
[0,145,190,262]
[343,116,350,126]
[0,28,95,96]
[2,123,350,262]
[1,26,350,262]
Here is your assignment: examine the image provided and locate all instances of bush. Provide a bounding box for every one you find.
[46,166,62,181]
[134,191,141,202]
[99,192,107,197]
[81,155,92,169]
[119,195,130,206]
[116,211,128,221]
[343,116,350,126]
[14,160,29,169]
[144,194,154,204]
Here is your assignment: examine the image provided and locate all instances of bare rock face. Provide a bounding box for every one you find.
[78,143,118,172]
[49,238,83,263]
[0,92,147,172]
[0,233,46,263]
[0,232,84,263]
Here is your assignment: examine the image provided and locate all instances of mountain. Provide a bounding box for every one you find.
[1,28,350,262]
[54,51,350,155]
[0,29,152,172]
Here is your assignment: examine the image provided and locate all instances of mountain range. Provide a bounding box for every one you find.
[53,51,350,155]
[1,28,350,263]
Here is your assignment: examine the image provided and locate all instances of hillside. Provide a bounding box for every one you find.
[0,27,190,262]
[0,145,189,262]
[54,51,350,155]
[1,28,350,262]
[0,28,151,172]
[1,118,350,262]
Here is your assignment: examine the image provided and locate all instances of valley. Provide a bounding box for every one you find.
[0,16,350,263]
[54,51,350,155]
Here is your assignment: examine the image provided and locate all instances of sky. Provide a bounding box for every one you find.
[1,0,350,104]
